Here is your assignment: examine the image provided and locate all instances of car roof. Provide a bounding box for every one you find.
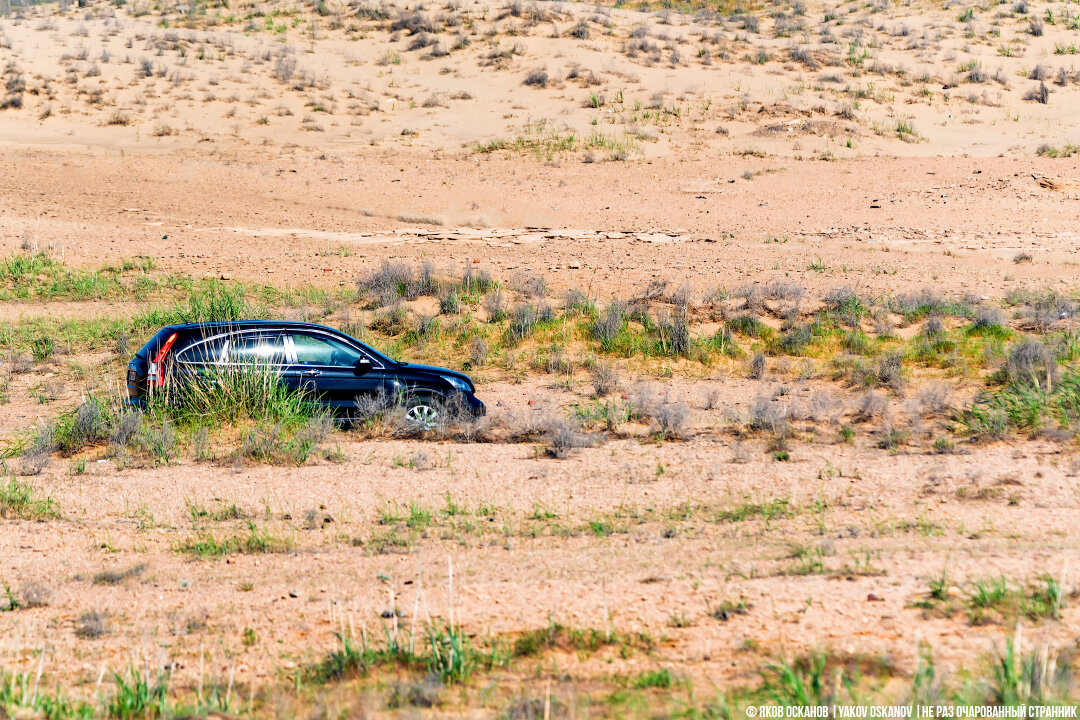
[163,320,399,364]
[169,321,342,333]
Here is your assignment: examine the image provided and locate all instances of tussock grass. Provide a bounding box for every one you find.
[92,563,147,586]
[136,280,264,326]
[18,362,329,467]
[175,521,294,557]
[965,368,1080,439]
[915,572,1070,625]
[476,121,639,161]
[511,618,654,658]
[5,257,1080,456]
[716,499,792,524]
[0,252,147,302]
[0,477,60,520]
[309,622,478,685]
[157,363,314,426]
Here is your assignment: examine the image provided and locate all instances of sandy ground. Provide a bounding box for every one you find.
[0,0,1079,712]
[1,152,1079,300]
[4,430,1080,692]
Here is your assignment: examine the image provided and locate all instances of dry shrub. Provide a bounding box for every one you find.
[1002,338,1058,389]
[523,67,548,87]
[852,392,888,423]
[76,610,109,639]
[18,581,52,609]
[749,396,788,435]
[545,418,593,458]
[590,361,619,397]
[630,383,690,439]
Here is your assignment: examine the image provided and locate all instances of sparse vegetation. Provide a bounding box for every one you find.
[1,2,1079,711]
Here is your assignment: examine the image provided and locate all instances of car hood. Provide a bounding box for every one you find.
[397,363,474,390]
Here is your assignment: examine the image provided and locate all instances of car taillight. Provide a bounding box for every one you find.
[149,332,178,388]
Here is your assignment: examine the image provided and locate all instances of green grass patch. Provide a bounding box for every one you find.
[715,499,792,524]
[0,477,60,520]
[964,368,1080,439]
[175,521,293,557]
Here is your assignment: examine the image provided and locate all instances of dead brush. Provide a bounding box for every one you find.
[749,352,767,379]
[75,610,109,639]
[653,402,689,439]
[1017,294,1076,333]
[629,383,690,439]
[632,279,669,304]
[431,394,492,443]
[17,581,52,609]
[917,383,951,415]
[512,270,547,299]
[788,44,819,68]
[390,9,441,34]
[590,361,619,397]
[808,392,842,424]
[762,281,806,318]
[523,67,549,87]
[874,419,908,450]
[358,261,414,306]
[1000,338,1058,390]
[852,392,888,423]
[483,289,507,322]
[748,396,789,435]
[823,286,864,327]
[370,305,409,335]
[972,305,1005,330]
[593,300,627,349]
[467,336,489,367]
[543,417,593,458]
[357,260,437,306]
[542,344,573,375]
[841,353,905,393]
[656,307,692,357]
[735,284,764,314]
[503,407,556,443]
[505,303,553,344]
[349,387,406,435]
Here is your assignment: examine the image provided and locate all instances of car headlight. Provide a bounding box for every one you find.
[441,375,471,393]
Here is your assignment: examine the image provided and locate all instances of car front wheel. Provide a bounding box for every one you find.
[404,399,439,430]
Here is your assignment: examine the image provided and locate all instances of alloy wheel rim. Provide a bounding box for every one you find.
[405,404,438,429]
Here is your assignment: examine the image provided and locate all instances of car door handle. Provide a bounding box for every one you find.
[303,369,322,376]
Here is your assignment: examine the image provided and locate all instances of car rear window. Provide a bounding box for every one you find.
[176,338,226,365]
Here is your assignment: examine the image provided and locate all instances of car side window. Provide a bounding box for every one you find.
[176,338,225,365]
[225,333,287,365]
[291,334,369,367]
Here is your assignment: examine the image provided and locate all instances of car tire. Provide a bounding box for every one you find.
[403,396,440,430]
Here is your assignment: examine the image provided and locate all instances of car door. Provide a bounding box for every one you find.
[221,330,290,375]
[284,331,387,411]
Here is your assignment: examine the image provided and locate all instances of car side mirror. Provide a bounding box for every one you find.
[353,358,373,376]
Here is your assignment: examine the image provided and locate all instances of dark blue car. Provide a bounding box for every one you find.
[126,321,484,426]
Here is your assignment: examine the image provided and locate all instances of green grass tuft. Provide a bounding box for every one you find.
[0,477,61,520]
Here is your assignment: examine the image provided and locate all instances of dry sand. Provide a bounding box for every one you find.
[1,0,1079,713]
